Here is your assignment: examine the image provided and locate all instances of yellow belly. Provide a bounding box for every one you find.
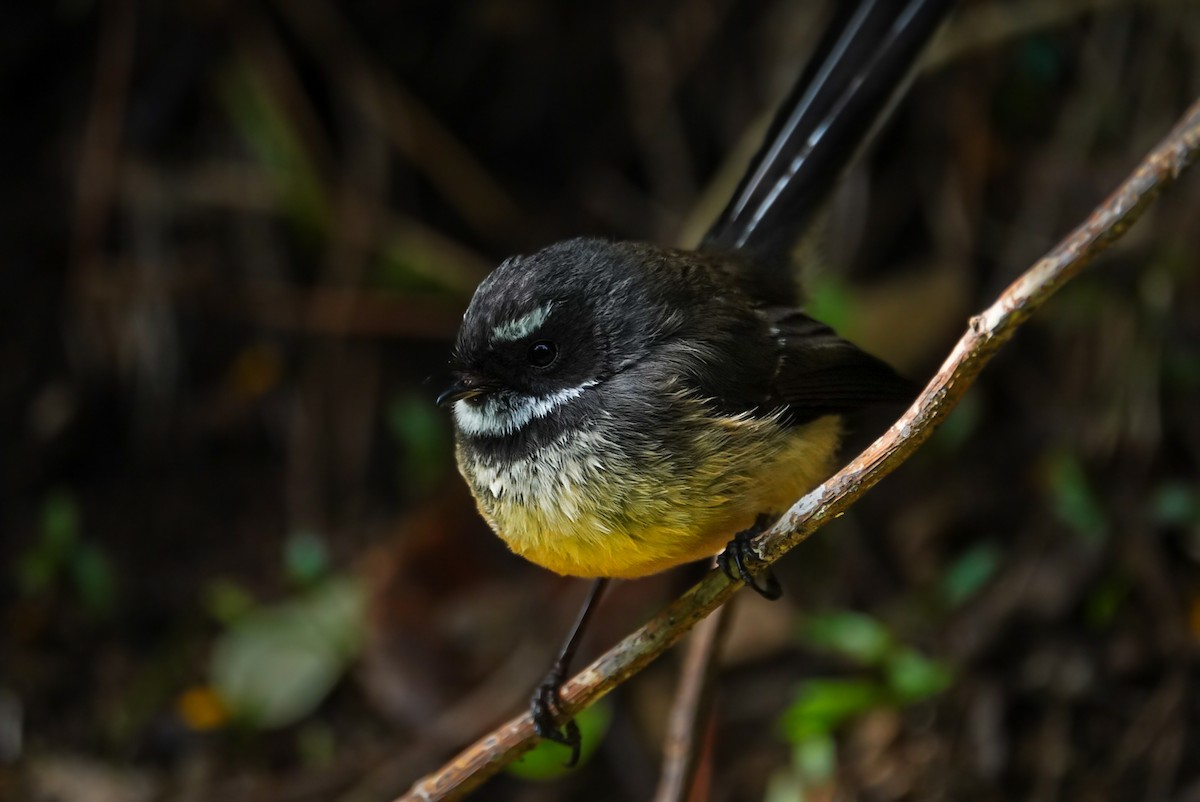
[457,414,841,579]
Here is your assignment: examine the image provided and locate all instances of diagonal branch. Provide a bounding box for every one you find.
[398,96,1200,802]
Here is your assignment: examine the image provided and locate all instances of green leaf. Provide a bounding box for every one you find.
[763,773,807,802]
[284,531,329,587]
[802,611,893,665]
[17,493,114,607]
[779,679,884,741]
[203,578,258,625]
[219,59,329,234]
[1085,575,1130,628]
[71,542,117,616]
[211,577,366,728]
[507,700,612,780]
[15,550,57,596]
[1150,482,1199,527]
[803,276,856,338]
[387,393,452,497]
[792,732,837,783]
[376,236,483,298]
[885,649,953,703]
[42,492,80,556]
[933,391,982,453]
[942,543,1001,607]
[1044,452,1107,543]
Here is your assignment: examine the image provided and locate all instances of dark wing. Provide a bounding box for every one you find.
[702,0,955,271]
[679,294,916,426]
[765,309,916,424]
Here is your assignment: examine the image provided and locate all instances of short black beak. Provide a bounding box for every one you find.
[436,376,492,407]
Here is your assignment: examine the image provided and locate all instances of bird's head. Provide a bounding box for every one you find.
[442,238,679,439]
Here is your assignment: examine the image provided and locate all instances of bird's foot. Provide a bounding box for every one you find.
[717,515,783,600]
[530,664,582,767]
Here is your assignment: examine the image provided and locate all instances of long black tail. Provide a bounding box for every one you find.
[702,0,955,266]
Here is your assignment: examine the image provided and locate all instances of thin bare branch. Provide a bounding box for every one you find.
[398,96,1200,802]
[653,598,731,802]
[271,0,526,243]
[924,0,1198,70]
[71,0,136,284]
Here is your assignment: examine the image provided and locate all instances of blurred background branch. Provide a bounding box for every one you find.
[653,599,730,802]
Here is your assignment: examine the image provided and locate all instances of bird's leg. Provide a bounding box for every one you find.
[530,577,609,767]
[717,514,783,600]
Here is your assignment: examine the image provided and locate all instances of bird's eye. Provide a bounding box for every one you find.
[528,340,558,368]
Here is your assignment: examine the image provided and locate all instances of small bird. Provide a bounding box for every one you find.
[438,0,954,763]
[443,239,909,580]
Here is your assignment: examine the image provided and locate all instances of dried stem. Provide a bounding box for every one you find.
[653,596,732,802]
[398,96,1200,802]
[271,0,526,242]
[71,0,136,284]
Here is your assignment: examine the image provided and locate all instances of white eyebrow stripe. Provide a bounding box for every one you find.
[491,303,554,343]
[454,379,596,436]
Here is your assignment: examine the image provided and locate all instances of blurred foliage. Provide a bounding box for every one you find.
[940,541,1002,607]
[16,493,117,618]
[764,733,837,802]
[802,275,857,339]
[781,611,952,743]
[388,391,453,499]
[283,530,331,588]
[802,611,893,665]
[220,59,330,236]
[772,612,952,800]
[2,0,1200,800]
[1150,481,1200,527]
[931,390,983,454]
[210,575,366,729]
[1042,451,1109,544]
[780,679,887,743]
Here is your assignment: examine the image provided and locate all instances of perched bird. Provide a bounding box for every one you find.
[438,0,955,763]
[444,240,905,580]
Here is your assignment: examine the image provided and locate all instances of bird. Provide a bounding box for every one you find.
[437,0,955,764]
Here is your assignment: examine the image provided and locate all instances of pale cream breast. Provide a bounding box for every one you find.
[457,408,842,579]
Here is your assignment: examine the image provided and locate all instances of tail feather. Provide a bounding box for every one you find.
[703,0,954,266]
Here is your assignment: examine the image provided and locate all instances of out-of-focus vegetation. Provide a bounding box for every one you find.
[2,1,1200,800]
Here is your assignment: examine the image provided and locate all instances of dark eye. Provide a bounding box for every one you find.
[528,340,558,368]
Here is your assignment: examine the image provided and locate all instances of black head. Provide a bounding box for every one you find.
[439,238,685,437]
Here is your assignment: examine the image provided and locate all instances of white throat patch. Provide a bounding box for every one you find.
[490,303,554,343]
[454,379,596,436]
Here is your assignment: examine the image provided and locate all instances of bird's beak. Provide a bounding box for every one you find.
[436,375,494,407]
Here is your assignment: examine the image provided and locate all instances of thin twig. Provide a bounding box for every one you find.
[71,0,136,284]
[77,264,466,341]
[398,97,1200,802]
[271,0,526,243]
[924,0,1199,70]
[117,160,491,295]
[653,598,732,802]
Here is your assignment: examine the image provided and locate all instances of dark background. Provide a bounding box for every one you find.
[3,1,1200,800]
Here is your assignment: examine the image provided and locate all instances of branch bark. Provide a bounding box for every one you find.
[398,96,1200,802]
